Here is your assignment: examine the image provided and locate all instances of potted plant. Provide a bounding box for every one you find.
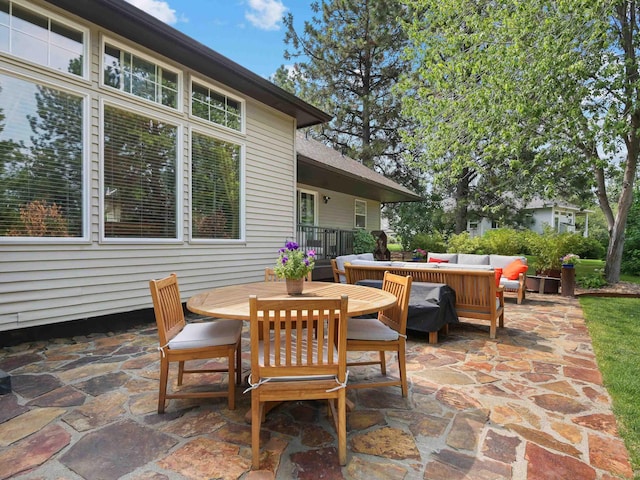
[561,253,580,267]
[531,230,564,278]
[412,248,427,262]
[274,241,316,295]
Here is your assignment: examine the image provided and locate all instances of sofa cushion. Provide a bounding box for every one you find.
[436,263,493,271]
[458,253,490,265]
[427,253,458,263]
[336,253,374,282]
[503,259,529,280]
[500,278,521,289]
[490,254,527,269]
[350,259,392,267]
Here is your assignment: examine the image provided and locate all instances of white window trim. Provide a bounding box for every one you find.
[188,126,246,244]
[189,74,246,136]
[1,0,90,80]
[354,198,367,229]
[98,97,183,244]
[0,68,91,244]
[99,34,182,112]
[297,188,318,226]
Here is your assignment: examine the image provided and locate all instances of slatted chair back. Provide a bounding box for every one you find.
[149,273,185,347]
[379,272,412,335]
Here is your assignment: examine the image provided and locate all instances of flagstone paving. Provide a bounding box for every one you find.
[0,293,635,479]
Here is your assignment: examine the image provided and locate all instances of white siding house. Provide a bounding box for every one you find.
[0,0,331,332]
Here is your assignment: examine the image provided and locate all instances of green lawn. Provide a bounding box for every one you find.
[580,296,640,478]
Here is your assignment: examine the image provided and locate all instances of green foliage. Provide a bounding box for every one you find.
[578,271,608,289]
[528,228,586,272]
[408,232,447,253]
[274,241,316,280]
[384,198,454,250]
[447,232,482,253]
[478,228,525,256]
[353,229,376,254]
[400,0,639,283]
[621,190,640,276]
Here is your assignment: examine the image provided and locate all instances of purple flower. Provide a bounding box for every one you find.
[281,256,288,264]
[285,241,299,251]
[307,249,316,257]
[304,258,310,266]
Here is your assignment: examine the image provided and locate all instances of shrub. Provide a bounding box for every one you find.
[408,232,447,253]
[353,229,376,254]
[479,228,524,255]
[447,232,482,253]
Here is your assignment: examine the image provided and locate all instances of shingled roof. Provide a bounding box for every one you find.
[296,132,422,203]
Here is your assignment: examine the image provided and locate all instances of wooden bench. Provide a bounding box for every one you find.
[344,263,505,339]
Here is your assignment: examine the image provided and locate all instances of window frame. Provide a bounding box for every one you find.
[297,189,318,227]
[189,76,245,135]
[188,126,246,244]
[354,198,367,229]
[100,35,182,111]
[0,68,90,244]
[99,97,183,244]
[0,0,89,80]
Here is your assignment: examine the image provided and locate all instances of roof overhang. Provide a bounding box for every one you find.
[44,0,331,128]
[297,154,423,204]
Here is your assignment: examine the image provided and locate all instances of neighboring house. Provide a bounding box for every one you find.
[0,0,420,333]
[0,0,334,332]
[294,132,421,277]
[467,198,592,238]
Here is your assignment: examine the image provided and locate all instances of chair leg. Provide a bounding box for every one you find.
[235,340,242,385]
[158,357,169,414]
[251,395,263,469]
[337,392,347,465]
[177,361,185,385]
[428,331,438,344]
[227,350,235,410]
[379,351,387,375]
[399,341,408,397]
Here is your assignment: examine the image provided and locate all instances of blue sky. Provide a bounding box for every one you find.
[124,0,315,79]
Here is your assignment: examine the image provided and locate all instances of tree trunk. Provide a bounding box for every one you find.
[454,169,470,234]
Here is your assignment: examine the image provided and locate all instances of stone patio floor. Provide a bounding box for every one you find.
[0,292,636,479]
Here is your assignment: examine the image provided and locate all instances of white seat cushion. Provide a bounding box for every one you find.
[500,278,521,289]
[347,318,399,341]
[168,319,242,350]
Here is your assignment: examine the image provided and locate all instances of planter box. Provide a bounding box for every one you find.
[526,276,560,294]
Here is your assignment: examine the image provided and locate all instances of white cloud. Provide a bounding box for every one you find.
[124,0,179,25]
[245,0,287,31]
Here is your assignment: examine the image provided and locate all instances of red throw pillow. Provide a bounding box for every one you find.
[503,259,528,280]
[494,268,503,287]
[428,258,449,263]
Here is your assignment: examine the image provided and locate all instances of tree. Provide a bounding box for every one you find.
[282,0,421,191]
[400,0,637,283]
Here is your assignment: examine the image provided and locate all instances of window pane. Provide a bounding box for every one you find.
[0,74,84,237]
[4,3,84,76]
[191,132,241,239]
[104,42,178,109]
[191,81,242,131]
[103,105,177,239]
[355,200,366,228]
[298,192,315,225]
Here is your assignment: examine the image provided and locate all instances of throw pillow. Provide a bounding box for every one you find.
[428,258,449,263]
[503,259,528,280]
[494,268,503,287]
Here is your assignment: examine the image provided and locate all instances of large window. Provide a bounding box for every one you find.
[0,0,85,76]
[191,81,242,132]
[355,199,367,228]
[103,105,178,239]
[103,41,178,109]
[0,73,84,238]
[191,131,241,240]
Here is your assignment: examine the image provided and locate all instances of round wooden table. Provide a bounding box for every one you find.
[187,281,397,319]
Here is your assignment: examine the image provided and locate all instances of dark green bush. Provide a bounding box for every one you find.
[409,232,447,253]
[353,229,376,254]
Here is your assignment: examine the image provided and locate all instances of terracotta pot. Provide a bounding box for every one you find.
[286,278,304,295]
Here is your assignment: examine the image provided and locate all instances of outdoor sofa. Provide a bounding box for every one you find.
[342,259,505,340]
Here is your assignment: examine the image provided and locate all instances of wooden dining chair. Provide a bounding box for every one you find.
[149,273,243,413]
[346,272,412,397]
[264,267,312,282]
[247,295,349,469]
